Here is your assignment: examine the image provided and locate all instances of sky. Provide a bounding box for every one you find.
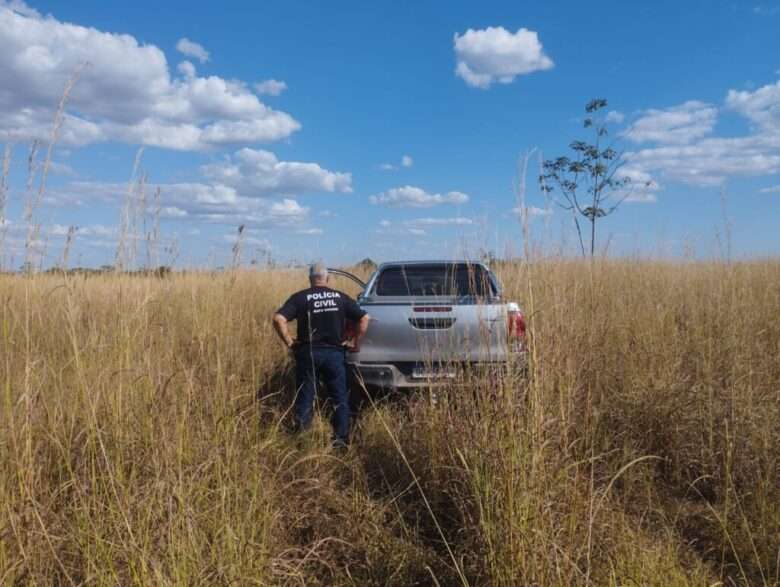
[0,0,779,269]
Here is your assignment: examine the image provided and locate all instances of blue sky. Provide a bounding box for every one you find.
[0,0,779,268]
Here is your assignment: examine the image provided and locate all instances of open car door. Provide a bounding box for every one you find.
[326,267,367,290]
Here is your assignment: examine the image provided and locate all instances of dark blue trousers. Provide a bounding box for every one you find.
[293,346,349,443]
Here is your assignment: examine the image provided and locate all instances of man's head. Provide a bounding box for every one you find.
[309,263,329,286]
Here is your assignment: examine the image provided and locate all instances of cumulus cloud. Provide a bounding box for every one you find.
[369,186,469,208]
[625,133,780,187]
[254,79,287,96]
[623,82,780,187]
[401,154,413,167]
[0,6,300,149]
[151,181,313,227]
[759,185,780,193]
[614,168,660,202]
[453,26,553,89]
[605,110,625,124]
[44,146,351,231]
[726,80,780,133]
[42,183,307,229]
[0,0,38,17]
[176,37,210,63]
[625,101,718,145]
[201,148,352,197]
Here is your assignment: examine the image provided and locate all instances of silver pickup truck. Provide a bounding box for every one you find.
[330,261,526,392]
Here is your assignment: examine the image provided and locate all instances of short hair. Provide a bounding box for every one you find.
[309,263,328,279]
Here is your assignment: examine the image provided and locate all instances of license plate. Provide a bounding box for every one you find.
[412,366,456,379]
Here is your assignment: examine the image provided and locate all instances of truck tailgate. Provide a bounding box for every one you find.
[352,298,509,363]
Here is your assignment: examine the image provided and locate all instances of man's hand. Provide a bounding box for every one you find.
[272,313,296,351]
[341,339,359,352]
[343,314,369,353]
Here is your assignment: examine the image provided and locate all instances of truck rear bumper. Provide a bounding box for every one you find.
[348,358,525,391]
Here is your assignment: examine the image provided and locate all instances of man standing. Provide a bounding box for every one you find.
[272,263,369,448]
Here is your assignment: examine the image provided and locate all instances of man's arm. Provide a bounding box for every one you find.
[272,313,295,349]
[351,314,370,351]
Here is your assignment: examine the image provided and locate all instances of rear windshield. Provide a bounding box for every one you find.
[374,264,496,297]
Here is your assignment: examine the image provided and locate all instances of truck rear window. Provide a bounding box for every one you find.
[374,264,496,297]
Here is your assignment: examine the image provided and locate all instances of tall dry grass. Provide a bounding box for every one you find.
[1,260,778,585]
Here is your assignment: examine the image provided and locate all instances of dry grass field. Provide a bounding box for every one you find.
[1,260,779,585]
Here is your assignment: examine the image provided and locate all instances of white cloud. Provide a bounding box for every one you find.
[177,60,196,78]
[759,185,780,193]
[48,223,115,238]
[402,216,473,238]
[166,188,310,228]
[176,38,210,63]
[269,198,306,217]
[614,168,660,202]
[78,224,115,237]
[623,82,780,187]
[48,178,312,230]
[201,148,352,197]
[223,232,271,250]
[161,206,188,218]
[254,79,287,96]
[369,185,469,208]
[380,154,414,171]
[453,26,553,89]
[0,7,300,149]
[625,133,780,187]
[406,217,473,226]
[726,80,780,133]
[375,217,472,237]
[43,145,348,232]
[0,0,38,17]
[625,101,718,145]
[295,227,323,235]
[605,110,625,124]
[511,205,553,217]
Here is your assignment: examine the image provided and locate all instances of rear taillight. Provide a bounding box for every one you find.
[507,302,526,351]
